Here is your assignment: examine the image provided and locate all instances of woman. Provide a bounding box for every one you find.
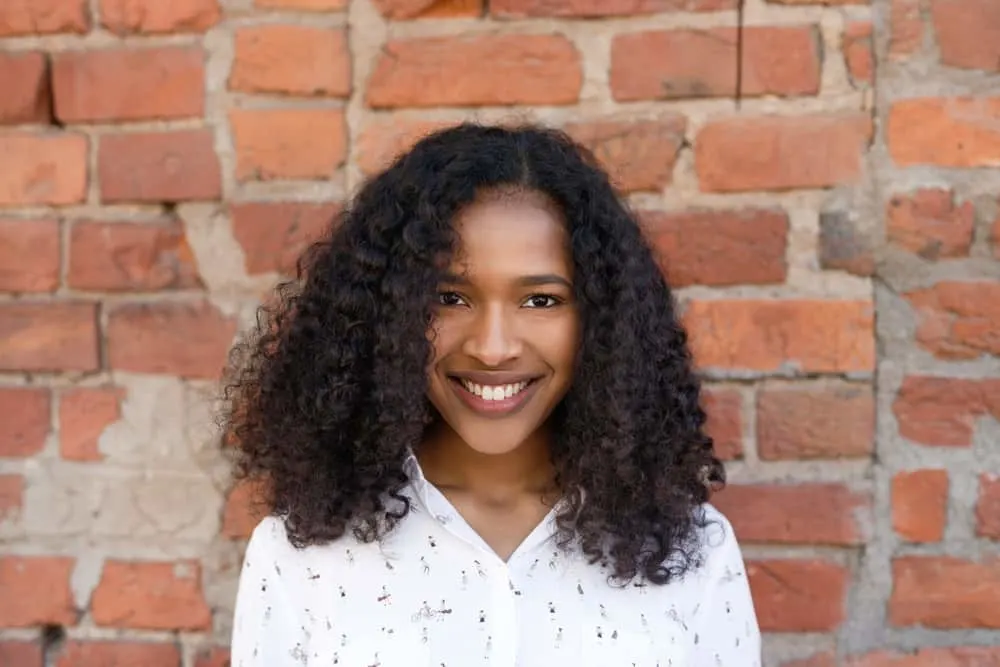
[223,123,760,667]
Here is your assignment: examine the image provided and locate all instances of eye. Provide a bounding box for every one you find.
[437,291,467,307]
[522,294,561,309]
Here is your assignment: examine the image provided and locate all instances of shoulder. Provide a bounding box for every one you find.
[691,503,747,580]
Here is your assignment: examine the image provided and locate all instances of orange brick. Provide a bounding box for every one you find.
[107,300,236,379]
[684,299,875,373]
[931,0,1000,72]
[843,21,874,85]
[100,0,220,34]
[642,209,787,287]
[229,25,350,97]
[0,556,77,627]
[892,469,949,542]
[0,475,25,521]
[91,560,211,631]
[713,483,870,545]
[366,35,582,108]
[54,641,180,667]
[890,557,1000,628]
[611,27,821,101]
[702,388,743,460]
[230,201,339,275]
[98,130,221,203]
[888,97,1000,167]
[0,52,51,124]
[222,479,268,539]
[888,189,975,259]
[372,0,486,16]
[0,132,88,206]
[230,108,346,181]
[0,388,50,458]
[0,303,99,372]
[889,0,924,58]
[904,282,1000,360]
[0,0,89,36]
[893,376,1000,447]
[492,0,735,14]
[847,647,1000,667]
[696,113,872,192]
[59,387,125,462]
[255,0,346,8]
[757,383,875,459]
[356,117,456,176]
[748,559,849,631]
[194,647,231,667]
[566,116,687,192]
[52,46,204,123]
[976,474,1000,539]
[0,219,60,293]
[0,641,42,667]
[68,219,202,291]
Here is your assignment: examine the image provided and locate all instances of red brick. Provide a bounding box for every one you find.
[818,210,875,277]
[0,556,76,627]
[767,0,866,3]
[0,132,88,206]
[891,469,949,543]
[888,97,1000,167]
[492,0,734,14]
[0,303,99,372]
[757,383,874,459]
[684,299,875,373]
[904,282,1000,360]
[931,0,1000,72]
[565,116,686,192]
[888,189,975,259]
[0,52,51,124]
[107,300,236,379]
[890,0,924,57]
[0,0,89,36]
[99,130,221,203]
[52,46,204,123]
[702,388,742,460]
[373,0,482,17]
[611,27,820,101]
[696,113,871,192]
[255,0,346,8]
[0,641,43,667]
[848,647,1000,667]
[748,559,848,631]
[222,479,268,539]
[59,387,125,462]
[642,209,787,287]
[893,376,1000,447]
[229,26,350,97]
[714,483,868,545]
[0,218,60,293]
[55,641,181,667]
[230,108,346,182]
[100,0,220,34]
[0,475,25,521]
[68,219,202,291]
[977,474,1000,539]
[231,202,338,276]
[843,21,874,85]
[91,560,211,631]
[356,118,455,176]
[0,388,50,458]
[890,557,1000,628]
[783,655,835,667]
[194,647,231,667]
[366,35,582,108]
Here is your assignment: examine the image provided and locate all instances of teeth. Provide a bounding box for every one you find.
[460,379,529,401]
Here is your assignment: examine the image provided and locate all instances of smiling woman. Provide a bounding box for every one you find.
[220,123,760,667]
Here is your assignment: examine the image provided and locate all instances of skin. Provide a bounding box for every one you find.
[418,189,580,560]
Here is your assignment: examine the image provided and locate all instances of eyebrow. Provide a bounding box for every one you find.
[441,272,573,289]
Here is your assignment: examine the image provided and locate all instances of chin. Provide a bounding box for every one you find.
[455,425,534,456]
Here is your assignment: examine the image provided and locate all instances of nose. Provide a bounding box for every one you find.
[462,302,522,367]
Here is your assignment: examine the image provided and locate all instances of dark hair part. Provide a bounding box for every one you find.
[221,123,725,585]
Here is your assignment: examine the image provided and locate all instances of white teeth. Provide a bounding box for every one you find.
[460,379,529,401]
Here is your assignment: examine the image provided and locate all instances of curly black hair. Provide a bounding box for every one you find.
[221,123,725,585]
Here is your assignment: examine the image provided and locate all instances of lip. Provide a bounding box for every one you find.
[446,375,543,418]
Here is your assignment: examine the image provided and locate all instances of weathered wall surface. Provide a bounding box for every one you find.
[0,0,998,665]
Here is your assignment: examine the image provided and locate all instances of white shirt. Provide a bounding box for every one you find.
[231,456,761,667]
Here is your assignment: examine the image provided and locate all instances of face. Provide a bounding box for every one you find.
[426,190,580,457]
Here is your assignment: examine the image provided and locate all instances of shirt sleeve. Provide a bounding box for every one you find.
[230,517,308,667]
[692,508,762,667]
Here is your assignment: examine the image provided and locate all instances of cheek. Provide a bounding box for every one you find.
[537,315,580,374]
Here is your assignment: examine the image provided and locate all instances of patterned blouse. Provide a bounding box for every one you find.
[230,455,761,667]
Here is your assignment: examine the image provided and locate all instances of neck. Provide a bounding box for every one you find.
[417,423,556,502]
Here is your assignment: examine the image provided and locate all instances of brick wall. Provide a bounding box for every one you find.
[0,0,998,665]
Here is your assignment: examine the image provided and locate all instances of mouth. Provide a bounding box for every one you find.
[446,375,542,417]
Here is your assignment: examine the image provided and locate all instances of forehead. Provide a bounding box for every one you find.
[451,192,570,275]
